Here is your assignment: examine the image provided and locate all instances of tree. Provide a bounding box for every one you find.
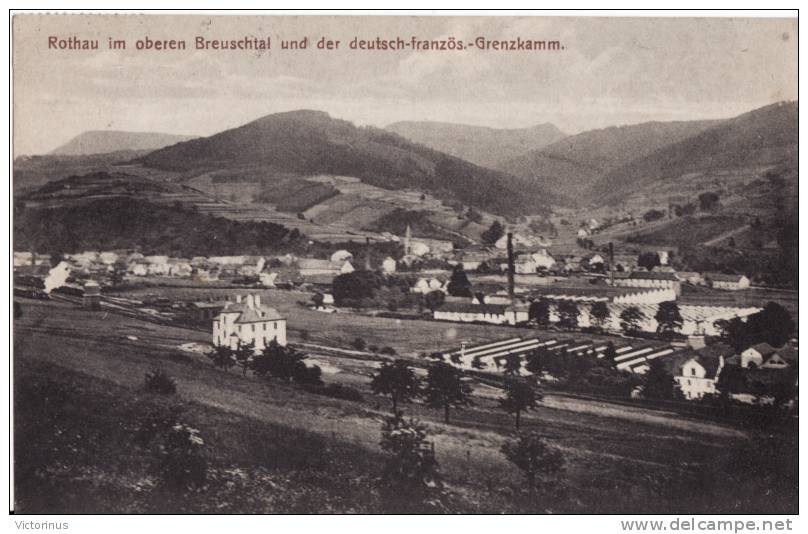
[250,340,307,382]
[556,300,580,331]
[525,347,549,376]
[642,358,676,399]
[332,270,384,306]
[501,432,564,490]
[311,292,325,308]
[423,362,472,424]
[619,306,645,335]
[378,413,442,511]
[699,191,720,211]
[471,355,487,370]
[233,341,255,376]
[503,353,523,376]
[643,209,665,222]
[602,342,617,363]
[655,301,683,340]
[292,362,323,386]
[746,302,796,348]
[207,345,236,372]
[589,301,610,332]
[499,377,541,429]
[111,258,128,286]
[371,360,421,413]
[423,290,445,312]
[528,298,551,327]
[352,337,367,351]
[481,220,505,245]
[637,252,660,271]
[446,264,472,298]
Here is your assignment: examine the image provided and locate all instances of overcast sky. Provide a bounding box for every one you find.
[13,14,797,155]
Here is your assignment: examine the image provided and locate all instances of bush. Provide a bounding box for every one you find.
[352,337,367,351]
[158,423,207,488]
[144,369,177,395]
[301,383,364,402]
[293,363,323,386]
[380,346,397,356]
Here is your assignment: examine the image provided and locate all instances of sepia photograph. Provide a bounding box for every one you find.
[9,10,799,518]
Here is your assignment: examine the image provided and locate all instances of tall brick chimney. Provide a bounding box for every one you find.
[506,232,515,301]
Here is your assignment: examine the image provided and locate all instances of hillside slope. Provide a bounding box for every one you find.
[51,130,196,156]
[498,119,720,199]
[589,102,797,202]
[385,120,566,169]
[138,110,563,216]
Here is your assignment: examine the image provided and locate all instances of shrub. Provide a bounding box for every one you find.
[293,363,323,386]
[501,432,564,490]
[144,369,177,395]
[379,413,443,512]
[352,337,367,351]
[301,383,364,402]
[380,346,397,356]
[158,423,207,488]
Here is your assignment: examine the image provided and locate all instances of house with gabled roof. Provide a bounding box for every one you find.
[706,273,751,291]
[212,294,287,350]
[673,343,733,400]
[741,343,797,369]
[613,270,681,294]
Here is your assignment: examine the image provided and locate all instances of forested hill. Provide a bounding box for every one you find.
[138,109,566,216]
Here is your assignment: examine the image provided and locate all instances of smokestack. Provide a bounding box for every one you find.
[506,232,515,301]
[608,242,615,285]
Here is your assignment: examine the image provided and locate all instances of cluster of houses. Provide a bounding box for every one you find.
[667,340,797,404]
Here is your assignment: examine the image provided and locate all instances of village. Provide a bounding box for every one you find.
[12,220,798,409]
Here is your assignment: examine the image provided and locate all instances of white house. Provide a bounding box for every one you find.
[434,302,509,325]
[706,273,751,291]
[531,249,556,270]
[212,294,287,351]
[297,258,355,277]
[381,256,397,274]
[613,271,681,294]
[330,250,354,263]
[499,256,538,274]
[239,256,266,277]
[411,277,447,294]
[673,344,732,400]
[740,343,797,369]
[494,233,535,250]
[259,272,278,288]
[98,252,119,265]
[167,258,193,278]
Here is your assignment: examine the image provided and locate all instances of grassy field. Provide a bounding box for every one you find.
[112,285,635,357]
[13,297,798,513]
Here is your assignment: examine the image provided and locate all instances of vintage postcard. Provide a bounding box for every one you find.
[10,12,798,517]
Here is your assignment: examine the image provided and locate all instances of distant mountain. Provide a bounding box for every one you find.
[138,110,565,216]
[50,130,197,156]
[385,121,566,169]
[497,119,720,200]
[589,102,797,202]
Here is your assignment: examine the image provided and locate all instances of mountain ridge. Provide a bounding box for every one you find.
[50,130,197,156]
[385,120,566,169]
[138,109,566,216]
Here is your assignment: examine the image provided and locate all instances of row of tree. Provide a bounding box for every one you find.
[528,297,685,339]
[371,358,542,430]
[207,340,323,385]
